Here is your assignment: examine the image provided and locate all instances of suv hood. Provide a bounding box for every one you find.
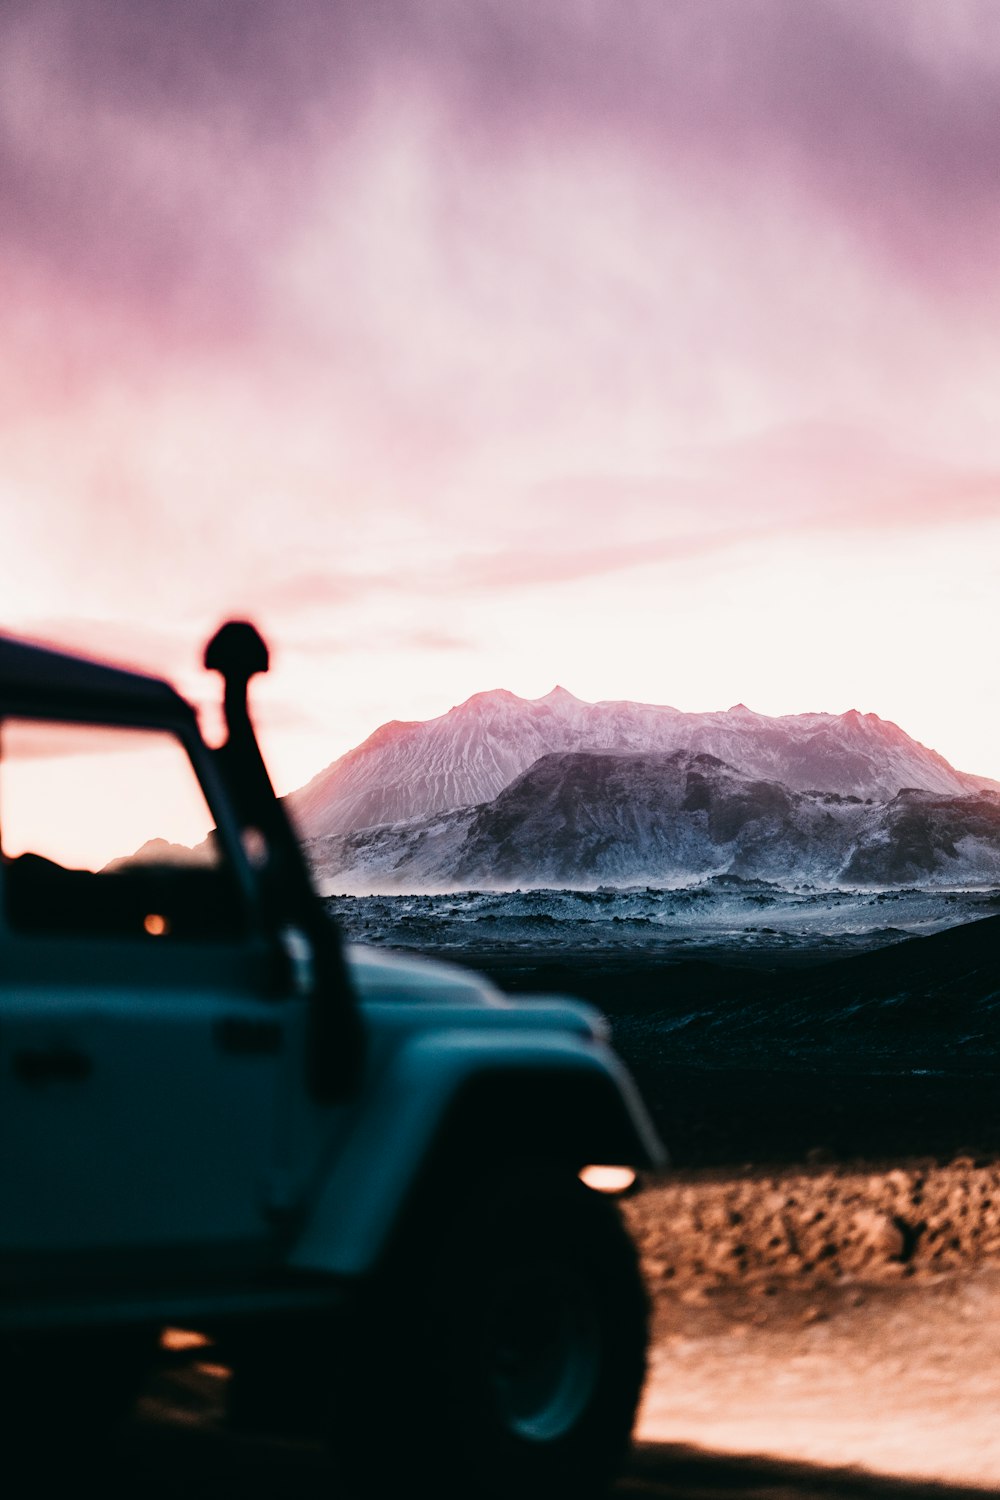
[344,943,507,1007]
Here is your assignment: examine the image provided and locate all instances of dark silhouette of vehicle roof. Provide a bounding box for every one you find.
[0,632,191,722]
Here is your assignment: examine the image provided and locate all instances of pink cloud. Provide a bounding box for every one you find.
[5,0,1000,793]
[5,0,1000,342]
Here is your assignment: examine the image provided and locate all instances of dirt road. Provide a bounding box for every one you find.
[97,1267,1000,1498]
[637,1271,1000,1491]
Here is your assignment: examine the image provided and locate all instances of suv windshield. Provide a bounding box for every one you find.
[0,718,244,941]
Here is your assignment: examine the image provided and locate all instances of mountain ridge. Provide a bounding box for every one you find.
[289,686,999,842]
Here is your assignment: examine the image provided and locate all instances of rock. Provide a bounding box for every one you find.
[628,1159,1000,1299]
[853,1209,906,1260]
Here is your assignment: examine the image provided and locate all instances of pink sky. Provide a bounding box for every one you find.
[3,0,1000,793]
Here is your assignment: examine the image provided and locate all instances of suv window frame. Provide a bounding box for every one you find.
[0,704,265,974]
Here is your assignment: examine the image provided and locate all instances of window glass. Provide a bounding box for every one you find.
[0,719,244,940]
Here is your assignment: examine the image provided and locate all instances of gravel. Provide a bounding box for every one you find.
[624,1154,1000,1297]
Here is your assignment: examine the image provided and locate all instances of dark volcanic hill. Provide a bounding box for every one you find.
[631,906,1000,1078]
[304,748,1000,891]
[289,687,997,839]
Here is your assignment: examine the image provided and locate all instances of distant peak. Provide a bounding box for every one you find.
[539,684,579,703]
[454,688,520,711]
[841,708,889,727]
[726,703,756,716]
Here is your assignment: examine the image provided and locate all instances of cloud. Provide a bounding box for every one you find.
[5,0,1000,701]
[6,0,1000,346]
[431,0,1000,296]
[0,2,353,335]
[274,626,473,656]
[253,570,399,614]
[447,531,760,592]
[6,0,1000,480]
[7,2,1000,313]
[226,422,1000,615]
[401,629,472,652]
[689,423,1000,529]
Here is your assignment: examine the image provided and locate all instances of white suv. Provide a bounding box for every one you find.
[0,621,664,1498]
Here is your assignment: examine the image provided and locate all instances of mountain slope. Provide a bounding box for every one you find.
[304,749,1000,892]
[289,688,997,840]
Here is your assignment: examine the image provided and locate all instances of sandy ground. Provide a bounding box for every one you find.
[637,1272,1000,1489]
[624,1158,1000,1490]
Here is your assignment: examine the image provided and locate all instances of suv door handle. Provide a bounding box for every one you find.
[12,1047,94,1086]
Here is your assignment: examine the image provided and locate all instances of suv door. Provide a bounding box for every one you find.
[0,715,294,1294]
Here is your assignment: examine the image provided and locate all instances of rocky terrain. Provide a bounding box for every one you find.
[330,879,1000,960]
[625,1155,1000,1298]
[309,751,1000,892]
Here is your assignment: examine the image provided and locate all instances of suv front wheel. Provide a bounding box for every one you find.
[328,1164,649,1500]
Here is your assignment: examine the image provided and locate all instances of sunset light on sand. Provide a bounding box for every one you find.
[3,2,1000,795]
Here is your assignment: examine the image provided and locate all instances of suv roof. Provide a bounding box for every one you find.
[0,633,191,723]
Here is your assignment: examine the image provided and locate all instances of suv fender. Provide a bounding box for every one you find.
[289,1029,664,1278]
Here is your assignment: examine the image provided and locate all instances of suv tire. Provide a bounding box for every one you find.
[327,1164,648,1499]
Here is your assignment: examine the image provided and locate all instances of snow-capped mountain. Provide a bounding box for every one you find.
[289,687,997,839]
[304,750,1000,892]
